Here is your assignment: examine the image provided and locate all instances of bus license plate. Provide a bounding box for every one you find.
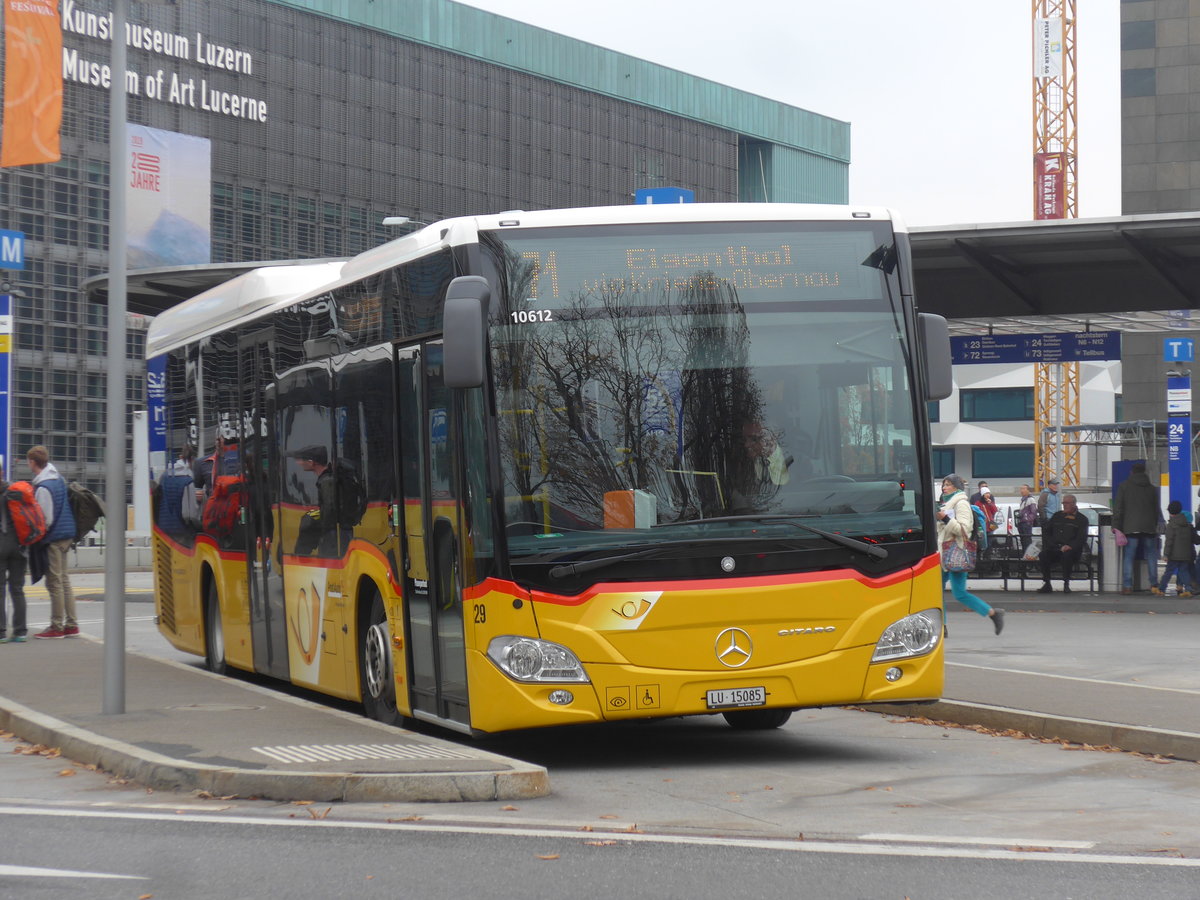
[706,687,766,709]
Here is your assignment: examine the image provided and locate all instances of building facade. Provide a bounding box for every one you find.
[1120,0,1200,214]
[930,359,1122,499]
[0,0,850,494]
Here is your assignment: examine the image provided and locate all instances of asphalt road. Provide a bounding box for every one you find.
[0,786,1196,900]
[3,573,1199,897]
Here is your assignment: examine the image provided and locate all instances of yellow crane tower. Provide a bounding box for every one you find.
[1032,0,1080,488]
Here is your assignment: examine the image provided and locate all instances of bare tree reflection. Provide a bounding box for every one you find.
[492,249,767,530]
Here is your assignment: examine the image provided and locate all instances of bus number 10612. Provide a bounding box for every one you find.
[510,309,554,323]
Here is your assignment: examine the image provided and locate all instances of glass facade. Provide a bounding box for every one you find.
[0,0,846,493]
[959,388,1035,423]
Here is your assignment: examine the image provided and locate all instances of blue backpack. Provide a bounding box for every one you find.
[970,503,989,552]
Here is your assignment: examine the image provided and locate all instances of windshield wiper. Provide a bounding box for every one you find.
[547,546,668,580]
[655,514,888,561]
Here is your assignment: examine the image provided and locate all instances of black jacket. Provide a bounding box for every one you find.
[1044,510,1088,555]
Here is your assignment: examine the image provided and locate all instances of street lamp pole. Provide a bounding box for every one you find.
[104,0,129,715]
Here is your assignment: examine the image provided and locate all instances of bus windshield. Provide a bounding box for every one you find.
[484,221,926,566]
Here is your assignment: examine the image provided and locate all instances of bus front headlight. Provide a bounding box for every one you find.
[487,636,590,683]
[871,608,942,662]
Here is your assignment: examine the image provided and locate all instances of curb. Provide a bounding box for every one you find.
[872,700,1200,762]
[0,697,550,802]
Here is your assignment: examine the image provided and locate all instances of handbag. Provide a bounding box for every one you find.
[1112,528,1128,547]
[941,538,977,572]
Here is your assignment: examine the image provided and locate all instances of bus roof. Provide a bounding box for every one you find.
[146,260,344,356]
[466,202,902,233]
[146,203,902,356]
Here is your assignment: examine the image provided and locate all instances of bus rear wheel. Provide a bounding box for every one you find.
[722,708,792,730]
[204,579,226,676]
[360,588,402,726]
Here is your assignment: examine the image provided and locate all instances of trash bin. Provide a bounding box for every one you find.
[1098,511,1119,592]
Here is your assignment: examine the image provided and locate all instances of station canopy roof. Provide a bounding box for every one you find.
[909,211,1200,336]
[87,211,1200,334]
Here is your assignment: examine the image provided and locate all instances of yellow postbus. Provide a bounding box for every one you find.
[147,203,953,734]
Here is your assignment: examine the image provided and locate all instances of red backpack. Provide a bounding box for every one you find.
[6,480,48,546]
[201,473,244,539]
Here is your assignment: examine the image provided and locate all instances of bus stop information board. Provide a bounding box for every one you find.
[950,331,1120,364]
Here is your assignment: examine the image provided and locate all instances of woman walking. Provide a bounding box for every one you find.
[938,473,1005,635]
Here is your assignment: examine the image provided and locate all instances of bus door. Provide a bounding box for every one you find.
[395,341,470,726]
[239,331,289,680]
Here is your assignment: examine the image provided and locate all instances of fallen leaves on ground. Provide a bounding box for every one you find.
[883,714,1194,763]
[12,743,61,758]
[535,854,559,861]
[307,807,332,819]
[57,768,76,777]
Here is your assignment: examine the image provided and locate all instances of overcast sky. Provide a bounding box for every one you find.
[458,0,1121,228]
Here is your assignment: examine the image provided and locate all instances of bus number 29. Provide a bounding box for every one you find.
[510,309,553,323]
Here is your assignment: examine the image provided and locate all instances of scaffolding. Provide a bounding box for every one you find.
[1046,420,1199,462]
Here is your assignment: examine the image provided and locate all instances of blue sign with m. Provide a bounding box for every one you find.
[0,230,24,271]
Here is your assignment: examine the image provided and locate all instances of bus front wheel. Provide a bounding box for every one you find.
[204,579,226,676]
[360,588,402,726]
[722,708,792,730]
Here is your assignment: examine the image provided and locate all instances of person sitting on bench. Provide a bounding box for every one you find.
[1038,493,1088,593]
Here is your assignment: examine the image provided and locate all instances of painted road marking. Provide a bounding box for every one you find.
[0,863,144,880]
[252,743,488,764]
[859,832,1094,849]
[0,806,1195,868]
[948,661,1200,696]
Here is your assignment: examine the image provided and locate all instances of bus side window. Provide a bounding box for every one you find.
[276,363,335,557]
[332,346,395,548]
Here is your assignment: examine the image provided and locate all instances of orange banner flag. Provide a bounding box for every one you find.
[1,0,63,168]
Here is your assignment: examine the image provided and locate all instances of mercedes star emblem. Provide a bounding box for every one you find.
[715,627,753,668]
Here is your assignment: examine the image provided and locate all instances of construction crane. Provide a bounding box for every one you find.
[1032,0,1080,488]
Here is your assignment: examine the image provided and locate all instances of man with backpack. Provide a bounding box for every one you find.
[0,462,30,643]
[27,446,77,639]
[290,445,363,558]
[291,445,339,557]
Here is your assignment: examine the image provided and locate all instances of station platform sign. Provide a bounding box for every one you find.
[950,331,1120,365]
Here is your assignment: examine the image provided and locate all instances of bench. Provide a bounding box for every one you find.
[972,533,1098,591]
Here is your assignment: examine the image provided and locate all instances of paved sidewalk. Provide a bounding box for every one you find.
[0,636,547,803]
[876,586,1200,761]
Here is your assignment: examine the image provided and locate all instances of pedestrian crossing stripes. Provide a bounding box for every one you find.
[251,743,488,764]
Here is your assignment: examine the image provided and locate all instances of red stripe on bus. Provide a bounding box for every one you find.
[528,564,929,607]
[462,577,531,603]
[913,553,941,576]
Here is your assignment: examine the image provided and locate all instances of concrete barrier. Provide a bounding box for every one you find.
[67,544,154,572]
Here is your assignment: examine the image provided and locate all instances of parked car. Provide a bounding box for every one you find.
[991,498,1110,540]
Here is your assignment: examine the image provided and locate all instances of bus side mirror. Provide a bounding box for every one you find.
[443,276,491,388]
[919,312,952,401]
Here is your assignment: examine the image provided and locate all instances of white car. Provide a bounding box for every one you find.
[990,498,1109,540]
